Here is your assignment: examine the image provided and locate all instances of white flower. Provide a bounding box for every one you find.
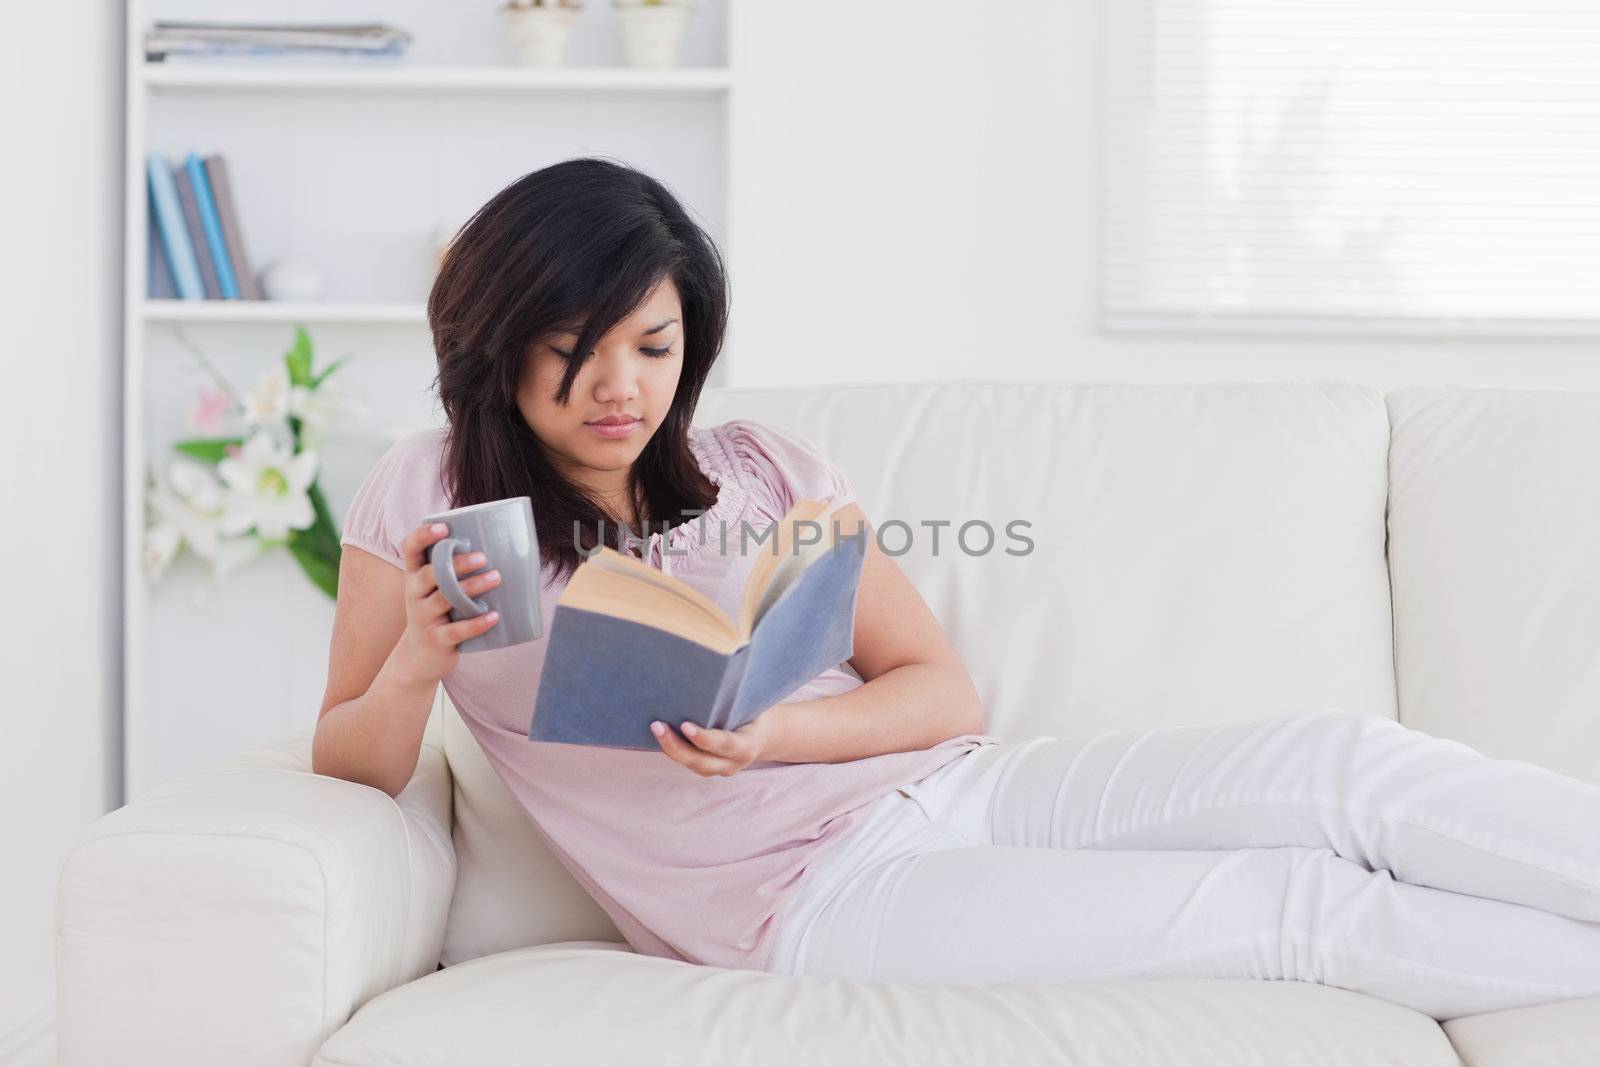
[216,432,320,540]
[207,533,265,581]
[142,522,182,583]
[241,364,292,428]
[289,378,365,450]
[146,460,229,562]
[183,534,267,606]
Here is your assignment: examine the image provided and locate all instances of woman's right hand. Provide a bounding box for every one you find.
[390,522,503,685]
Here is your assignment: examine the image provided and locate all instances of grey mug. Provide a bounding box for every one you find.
[420,496,543,654]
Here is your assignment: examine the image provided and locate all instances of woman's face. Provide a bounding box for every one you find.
[517,274,685,494]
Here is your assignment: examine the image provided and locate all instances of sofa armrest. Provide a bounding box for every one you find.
[56,725,455,1067]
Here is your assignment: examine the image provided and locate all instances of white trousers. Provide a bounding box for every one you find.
[765,708,1600,1021]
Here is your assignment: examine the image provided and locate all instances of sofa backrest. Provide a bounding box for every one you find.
[437,379,1399,965]
[1386,386,1600,786]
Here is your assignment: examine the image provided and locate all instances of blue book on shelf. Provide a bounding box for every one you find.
[146,155,203,300]
[145,206,176,299]
[530,499,867,749]
[184,151,239,299]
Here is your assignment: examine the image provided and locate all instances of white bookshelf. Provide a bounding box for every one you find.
[142,63,734,93]
[142,298,428,324]
[123,0,738,799]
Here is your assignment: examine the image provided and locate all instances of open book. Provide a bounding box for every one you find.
[529,498,868,749]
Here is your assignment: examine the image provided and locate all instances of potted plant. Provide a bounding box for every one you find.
[613,0,693,69]
[143,326,366,602]
[501,0,582,67]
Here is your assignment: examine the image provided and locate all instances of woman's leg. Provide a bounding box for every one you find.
[934,708,1600,923]
[790,838,1600,1020]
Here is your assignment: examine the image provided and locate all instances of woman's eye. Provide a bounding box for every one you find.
[550,344,672,359]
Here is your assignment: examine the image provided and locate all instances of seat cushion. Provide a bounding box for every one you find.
[314,943,1457,1067]
[1443,994,1600,1067]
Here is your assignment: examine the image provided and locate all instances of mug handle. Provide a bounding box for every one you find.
[429,536,488,617]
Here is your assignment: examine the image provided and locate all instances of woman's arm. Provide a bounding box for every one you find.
[653,501,987,773]
[314,523,503,796]
[760,501,987,763]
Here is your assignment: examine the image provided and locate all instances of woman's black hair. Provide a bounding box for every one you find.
[428,157,730,583]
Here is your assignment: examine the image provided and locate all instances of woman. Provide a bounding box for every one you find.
[314,158,1600,1022]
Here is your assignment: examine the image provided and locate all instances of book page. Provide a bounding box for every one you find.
[560,546,742,652]
[585,546,729,622]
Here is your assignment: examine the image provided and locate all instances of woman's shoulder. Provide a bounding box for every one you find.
[368,425,451,502]
[339,426,451,569]
[387,424,449,465]
[689,417,858,517]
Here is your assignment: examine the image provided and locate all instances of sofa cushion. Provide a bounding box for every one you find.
[695,380,1397,740]
[1443,994,1600,1066]
[313,943,1458,1067]
[437,689,623,966]
[1387,386,1600,785]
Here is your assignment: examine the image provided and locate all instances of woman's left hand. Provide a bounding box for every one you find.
[651,711,776,777]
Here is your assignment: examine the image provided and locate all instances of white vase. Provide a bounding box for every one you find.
[617,3,692,69]
[503,6,579,67]
[259,260,324,303]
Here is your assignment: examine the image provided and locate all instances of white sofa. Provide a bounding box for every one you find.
[57,380,1600,1066]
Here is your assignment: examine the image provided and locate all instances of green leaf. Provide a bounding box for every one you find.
[173,437,245,463]
[310,353,353,389]
[284,325,315,388]
[306,482,342,555]
[287,532,339,600]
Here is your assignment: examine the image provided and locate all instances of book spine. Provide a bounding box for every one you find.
[185,152,239,299]
[203,155,260,299]
[146,155,204,300]
[145,203,176,299]
[173,163,221,299]
[706,644,751,731]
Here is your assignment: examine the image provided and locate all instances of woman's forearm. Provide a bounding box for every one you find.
[760,662,987,764]
[311,655,439,797]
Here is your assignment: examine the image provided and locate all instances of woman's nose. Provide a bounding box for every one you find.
[590,349,639,402]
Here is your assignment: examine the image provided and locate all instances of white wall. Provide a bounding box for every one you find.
[0,1,122,1061]
[725,1,1600,390]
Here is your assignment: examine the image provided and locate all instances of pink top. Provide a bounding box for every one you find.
[339,417,1001,972]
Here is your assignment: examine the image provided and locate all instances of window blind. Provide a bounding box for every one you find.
[1103,1,1600,328]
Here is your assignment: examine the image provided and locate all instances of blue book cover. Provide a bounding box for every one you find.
[184,151,239,299]
[173,164,221,298]
[530,501,868,749]
[145,206,176,298]
[146,155,204,300]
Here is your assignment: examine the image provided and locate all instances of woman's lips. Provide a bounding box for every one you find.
[585,417,640,439]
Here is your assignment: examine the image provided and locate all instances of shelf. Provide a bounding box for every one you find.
[124,0,739,800]
[142,299,428,324]
[141,63,733,94]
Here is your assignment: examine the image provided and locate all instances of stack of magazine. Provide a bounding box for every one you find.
[144,21,412,62]
[146,153,259,301]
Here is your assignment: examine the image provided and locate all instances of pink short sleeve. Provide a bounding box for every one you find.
[723,418,859,519]
[339,429,451,572]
